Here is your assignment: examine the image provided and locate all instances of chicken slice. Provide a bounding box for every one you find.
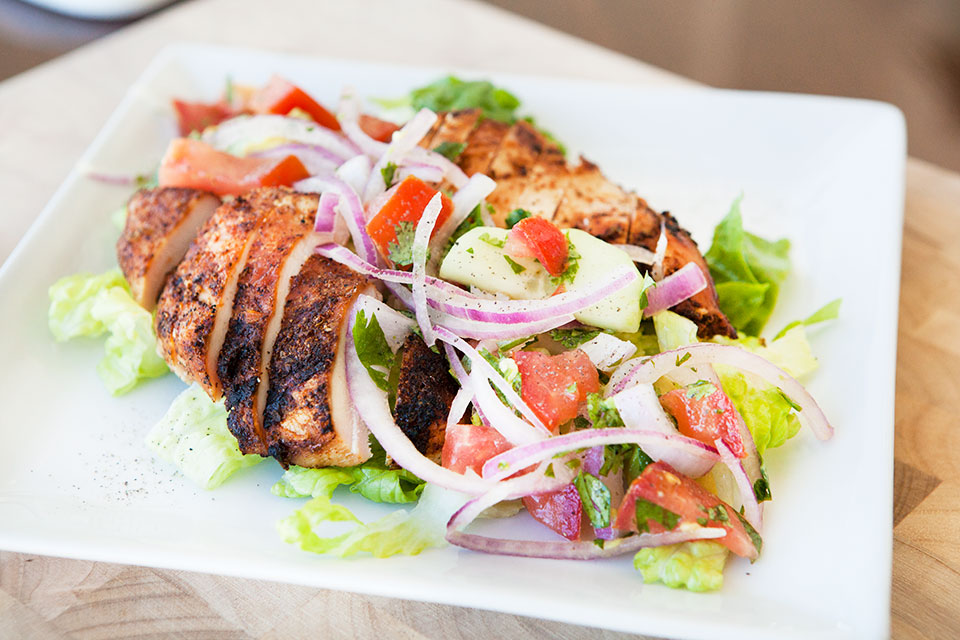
[154,197,264,398]
[217,188,326,456]
[431,109,482,151]
[550,160,635,244]
[459,117,510,177]
[629,203,737,339]
[392,334,459,463]
[117,187,220,309]
[264,254,375,468]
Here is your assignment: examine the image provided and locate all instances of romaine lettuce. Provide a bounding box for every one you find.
[146,384,261,489]
[49,269,168,394]
[704,198,791,336]
[633,540,729,592]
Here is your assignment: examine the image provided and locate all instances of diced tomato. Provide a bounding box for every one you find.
[248,75,341,131]
[172,100,236,136]
[158,138,309,197]
[441,422,511,475]
[614,461,761,559]
[365,175,454,264]
[505,217,569,276]
[523,484,583,541]
[358,114,400,143]
[659,382,746,458]
[513,350,599,432]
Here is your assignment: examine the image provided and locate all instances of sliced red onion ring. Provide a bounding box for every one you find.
[315,191,338,233]
[643,262,708,316]
[316,244,638,325]
[429,311,574,341]
[481,428,719,482]
[296,177,378,265]
[250,143,340,175]
[468,367,547,445]
[406,146,469,189]
[344,306,493,495]
[448,385,473,429]
[428,175,497,265]
[445,342,469,382]
[336,155,373,196]
[611,344,833,440]
[435,326,550,433]
[397,164,445,184]
[610,383,675,435]
[412,193,444,346]
[652,220,668,280]
[354,294,414,351]
[613,243,657,265]
[337,88,388,158]
[716,438,763,530]
[202,114,357,161]
[362,108,438,204]
[579,333,637,371]
[85,171,140,186]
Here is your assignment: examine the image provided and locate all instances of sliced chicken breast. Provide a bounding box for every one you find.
[264,254,375,468]
[459,117,510,177]
[117,187,220,309]
[217,188,325,456]
[154,197,264,398]
[392,334,459,463]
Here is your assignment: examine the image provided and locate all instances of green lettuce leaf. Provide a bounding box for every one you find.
[146,384,261,489]
[652,310,699,351]
[272,450,424,505]
[278,483,467,558]
[719,372,801,456]
[774,298,842,340]
[713,324,818,380]
[49,269,168,394]
[705,198,791,336]
[633,540,729,592]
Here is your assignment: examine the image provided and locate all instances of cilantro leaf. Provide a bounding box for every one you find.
[635,498,680,533]
[352,310,397,392]
[381,162,398,188]
[479,232,505,248]
[387,221,417,266]
[550,327,601,348]
[574,472,611,529]
[442,203,485,260]
[587,392,624,429]
[433,141,466,162]
[550,234,580,287]
[410,76,520,123]
[505,208,532,228]
[503,255,526,274]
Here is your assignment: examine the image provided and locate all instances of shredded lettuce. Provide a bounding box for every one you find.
[713,325,818,380]
[49,269,168,394]
[704,198,791,336]
[774,298,842,340]
[633,540,729,592]
[145,384,261,489]
[277,483,467,558]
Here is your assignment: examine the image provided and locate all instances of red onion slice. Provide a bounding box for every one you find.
[249,143,340,175]
[397,164,445,184]
[435,326,550,433]
[432,174,496,255]
[614,243,657,265]
[481,428,719,482]
[412,193,444,346]
[643,262,708,316]
[297,177,378,265]
[468,367,547,445]
[716,438,763,530]
[406,146,470,189]
[611,344,833,440]
[362,108,438,204]
[202,114,357,162]
[429,311,574,341]
[337,88,388,158]
[335,155,373,196]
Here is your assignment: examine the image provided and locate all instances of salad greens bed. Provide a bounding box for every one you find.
[48,77,839,593]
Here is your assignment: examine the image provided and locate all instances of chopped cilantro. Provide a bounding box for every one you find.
[696,517,708,526]
[544,463,555,478]
[635,498,680,533]
[503,255,526,274]
[442,203,485,259]
[574,472,611,529]
[479,232,505,248]
[380,162,398,188]
[685,380,717,401]
[593,539,605,549]
[573,416,591,431]
[778,389,803,412]
[550,327,601,348]
[753,467,772,502]
[466,247,474,255]
[676,352,692,367]
[601,444,653,481]
[564,382,578,395]
[549,234,580,287]
[433,141,466,161]
[587,392,624,429]
[352,310,397,393]
[505,208,532,228]
[471,411,482,426]
[733,510,763,555]
[386,221,417,266]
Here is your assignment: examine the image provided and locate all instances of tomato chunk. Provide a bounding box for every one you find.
[513,350,599,432]
[442,422,510,475]
[505,217,569,276]
[358,114,400,143]
[172,99,236,136]
[659,381,745,458]
[523,484,583,541]
[158,138,309,197]
[614,461,761,559]
[248,75,340,131]
[366,175,454,265]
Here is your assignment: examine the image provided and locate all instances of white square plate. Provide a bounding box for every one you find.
[0,44,904,639]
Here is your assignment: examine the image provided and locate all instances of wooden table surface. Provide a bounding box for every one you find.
[0,0,957,638]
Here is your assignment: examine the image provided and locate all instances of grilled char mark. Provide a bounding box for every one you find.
[392,334,459,463]
[264,254,374,469]
[154,196,263,398]
[459,117,510,177]
[117,187,220,309]
[217,188,321,456]
[629,205,737,339]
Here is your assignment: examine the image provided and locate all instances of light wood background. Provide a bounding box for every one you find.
[0,0,957,637]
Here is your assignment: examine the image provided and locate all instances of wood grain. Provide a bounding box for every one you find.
[0,0,958,637]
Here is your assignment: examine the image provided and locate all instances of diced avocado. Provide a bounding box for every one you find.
[565,229,643,333]
[439,226,644,333]
[439,227,553,299]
